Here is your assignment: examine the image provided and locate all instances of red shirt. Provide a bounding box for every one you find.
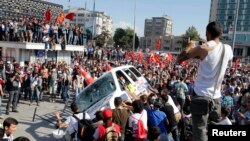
[98,123,120,141]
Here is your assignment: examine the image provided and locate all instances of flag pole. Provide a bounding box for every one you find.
[232,0,240,55]
[132,0,136,52]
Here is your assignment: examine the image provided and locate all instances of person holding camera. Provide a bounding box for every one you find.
[177,21,233,141]
[5,73,20,115]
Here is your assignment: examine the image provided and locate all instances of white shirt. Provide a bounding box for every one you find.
[3,133,14,141]
[194,41,233,99]
[129,109,148,137]
[65,113,90,134]
[166,95,180,114]
[219,117,232,125]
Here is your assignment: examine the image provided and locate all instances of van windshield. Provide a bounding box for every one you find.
[75,72,116,111]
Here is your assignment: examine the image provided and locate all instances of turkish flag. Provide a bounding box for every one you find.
[66,12,76,21]
[154,39,161,50]
[45,7,51,22]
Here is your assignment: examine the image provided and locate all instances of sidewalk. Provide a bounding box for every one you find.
[0,95,71,141]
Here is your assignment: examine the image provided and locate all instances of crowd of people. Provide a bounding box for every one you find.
[0,20,249,141]
[0,18,87,46]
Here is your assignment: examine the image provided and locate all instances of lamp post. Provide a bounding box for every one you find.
[232,0,240,54]
[132,0,136,52]
[92,0,96,46]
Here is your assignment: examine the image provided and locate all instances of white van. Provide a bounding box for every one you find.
[75,65,149,119]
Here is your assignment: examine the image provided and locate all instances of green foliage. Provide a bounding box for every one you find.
[95,28,112,47]
[184,26,201,40]
[113,27,139,50]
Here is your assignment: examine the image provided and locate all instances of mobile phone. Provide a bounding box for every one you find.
[194,41,202,47]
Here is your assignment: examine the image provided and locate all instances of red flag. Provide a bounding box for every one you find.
[54,16,59,24]
[154,39,161,50]
[45,7,51,22]
[66,12,76,21]
[167,53,173,62]
[150,53,160,64]
[129,52,135,61]
[234,58,240,68]
[137,52,143,63]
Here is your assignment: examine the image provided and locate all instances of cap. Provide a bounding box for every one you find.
[102,109,112,118]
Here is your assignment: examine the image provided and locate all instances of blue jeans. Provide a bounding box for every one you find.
[62,85,69,102]
[6,90,19,112]
[30,88,40,104]
[75,87,82,98]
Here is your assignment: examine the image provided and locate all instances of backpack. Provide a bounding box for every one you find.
[105,124,119,141]
[72,113,95,141]
[132,113,147,140]
[99,124,119,141]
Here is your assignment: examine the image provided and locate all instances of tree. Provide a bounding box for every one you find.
[95,28,112,47]
[184,26,201,40]
[86,29,92,43]
[113,27,139,50]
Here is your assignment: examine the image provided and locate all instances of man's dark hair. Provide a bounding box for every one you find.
[140,95,148,102]
[3,117,18,129]
[95,111,104,121]
[221,107,230,117]
[206,21,222,38]
[70,102,79,113]
[132,100,144,113]
[13,136,30,141]
[114,97,122,107]
[161,94,169,103]
[148,127,161,141]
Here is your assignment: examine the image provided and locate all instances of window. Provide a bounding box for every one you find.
[247,47,250,56]
[234,48,243,56]
[75,72,116,111]
[129,67,141,77]
[123,69,137,82]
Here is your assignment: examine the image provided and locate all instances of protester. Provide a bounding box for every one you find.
[55,102,90,141]
[93,109,121,141]
[177,21,233,141]
[2,117,19,141]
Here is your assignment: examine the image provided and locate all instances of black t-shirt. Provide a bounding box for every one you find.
[160,103,177,130]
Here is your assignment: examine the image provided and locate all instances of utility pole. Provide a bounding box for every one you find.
[232,0,240,55]
[92,0,96,45]
[132,0,136,52]
[68,0,70,10]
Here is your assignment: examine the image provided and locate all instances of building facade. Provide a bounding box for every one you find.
[64,8,113,37]
[209,0,250,63]
[144,15,173,37]
[140,15,175,52]
[140,35,188,53]
[0,0,63,20]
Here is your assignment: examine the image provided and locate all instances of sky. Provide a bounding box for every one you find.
[45,0,211,38]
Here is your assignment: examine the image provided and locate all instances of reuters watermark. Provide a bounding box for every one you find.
[208,125,249,140]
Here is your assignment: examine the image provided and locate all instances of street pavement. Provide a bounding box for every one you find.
[0,94,72,141]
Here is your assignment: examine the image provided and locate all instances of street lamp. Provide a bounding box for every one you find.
[232,0,240,54]
[132,0,136,52]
